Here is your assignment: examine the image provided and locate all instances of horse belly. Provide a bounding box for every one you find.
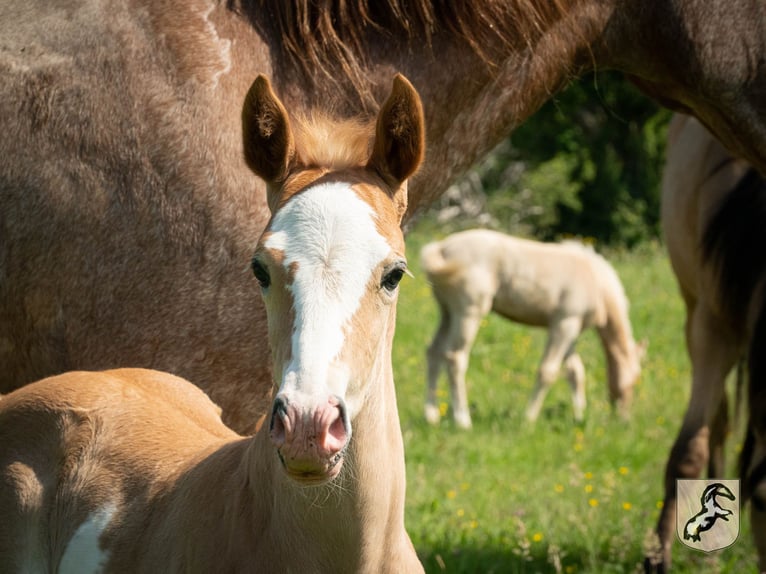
[492,286,555,327]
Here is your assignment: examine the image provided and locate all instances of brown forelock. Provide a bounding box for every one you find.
[292,114,375,169]
[258,0,574,105]
[267,113,377,210]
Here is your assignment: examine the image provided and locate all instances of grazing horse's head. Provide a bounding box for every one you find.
[242,74,424,484]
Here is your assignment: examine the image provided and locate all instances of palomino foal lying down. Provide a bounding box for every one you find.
[422,229,644,428]
[0,75,426,573]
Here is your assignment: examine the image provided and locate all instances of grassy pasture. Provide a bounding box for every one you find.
[394,218,756,573]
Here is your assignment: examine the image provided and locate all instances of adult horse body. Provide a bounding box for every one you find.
[2,1,766,433]
[0,74,426,572]
[421,229,642,428]
[652,113,766,571]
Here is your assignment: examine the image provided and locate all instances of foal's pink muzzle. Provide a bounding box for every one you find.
[269,394,350,484]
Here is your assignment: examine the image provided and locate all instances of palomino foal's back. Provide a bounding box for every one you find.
[0,74,426,573]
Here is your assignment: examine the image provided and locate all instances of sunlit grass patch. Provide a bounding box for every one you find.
[394,222,756,573]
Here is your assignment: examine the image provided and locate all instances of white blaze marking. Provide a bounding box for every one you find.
[265,183,391,410]
[59,504,116,574]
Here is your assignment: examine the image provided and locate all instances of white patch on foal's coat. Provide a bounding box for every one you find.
[265,182,391,414]
[59,504,116,574]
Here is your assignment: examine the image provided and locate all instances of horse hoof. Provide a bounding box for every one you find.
[454,412,472,430]
[424,404,441,425]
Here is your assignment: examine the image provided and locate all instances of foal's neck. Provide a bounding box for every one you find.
[242,356,414,570]
[597,298,639,409]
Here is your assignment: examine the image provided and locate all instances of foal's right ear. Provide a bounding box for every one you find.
[242,76,295,205]
[368,74,425,187]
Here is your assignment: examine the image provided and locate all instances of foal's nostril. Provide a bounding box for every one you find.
[334,397,351,443]
[270,395,289,426]
[270,395,289,445]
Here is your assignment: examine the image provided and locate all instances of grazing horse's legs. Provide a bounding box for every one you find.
[650,302,738,571]
[440,297,492,429]
[425,300,451,425]
[564,349,586,422]
[525,315,583,423]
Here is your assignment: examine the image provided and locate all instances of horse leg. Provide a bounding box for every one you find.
[563,349,586,423]
[647,305,738,573]
[443,299,490,429]
[707,393,729,478]
[425,300,451,425]
[525,316,582,423]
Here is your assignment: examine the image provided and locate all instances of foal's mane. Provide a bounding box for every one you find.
[293,114,375,169]
[251,0,574,106]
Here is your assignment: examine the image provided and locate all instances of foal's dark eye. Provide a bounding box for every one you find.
[251,258,271,289]
[381,266,405,292]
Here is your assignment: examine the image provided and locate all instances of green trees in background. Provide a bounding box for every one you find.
[474,71,672,247]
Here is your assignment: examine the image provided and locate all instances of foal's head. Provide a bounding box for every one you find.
[242,74,425,484]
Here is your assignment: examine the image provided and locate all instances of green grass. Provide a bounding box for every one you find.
[393,218,756,573]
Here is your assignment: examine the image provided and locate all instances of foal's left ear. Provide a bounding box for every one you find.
[242,75,295,211]
[368,74,426,221]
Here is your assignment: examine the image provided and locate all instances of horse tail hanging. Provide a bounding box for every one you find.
[741,288,766,508]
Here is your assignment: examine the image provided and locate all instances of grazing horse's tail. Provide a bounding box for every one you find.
[741,294,766,509]
[420,241,461,280]
[701,167,766,508]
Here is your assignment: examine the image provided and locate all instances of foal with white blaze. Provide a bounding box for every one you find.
[422,230,644,428]
[0,74,426,573]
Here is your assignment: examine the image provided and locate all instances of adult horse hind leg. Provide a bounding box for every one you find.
[525,315,583,423]
[647,304,738,572]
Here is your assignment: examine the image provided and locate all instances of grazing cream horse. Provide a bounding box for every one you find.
[421,229,644,428]
[4,1,766,435]
[0,74,426,573]
[649,113,766,572]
